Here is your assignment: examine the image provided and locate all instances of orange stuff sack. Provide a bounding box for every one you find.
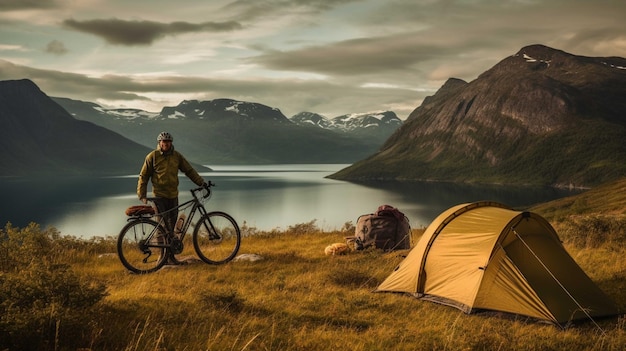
[125,205,155,216]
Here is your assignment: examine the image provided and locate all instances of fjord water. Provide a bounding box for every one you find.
[1,164,579,238]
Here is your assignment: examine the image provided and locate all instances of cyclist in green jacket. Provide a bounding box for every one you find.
[137,131,206,237]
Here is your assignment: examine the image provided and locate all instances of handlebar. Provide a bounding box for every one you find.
[143,181,215,204]
[191,181,215,199]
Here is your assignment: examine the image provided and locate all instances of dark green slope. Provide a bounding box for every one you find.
[330,45,626,187]
[0,79,156,176]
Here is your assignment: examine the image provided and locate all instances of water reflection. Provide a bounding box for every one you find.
[353,179,575,210]
[0,165,581,238]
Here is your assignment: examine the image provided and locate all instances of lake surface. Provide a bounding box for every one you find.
[1,164,580,238]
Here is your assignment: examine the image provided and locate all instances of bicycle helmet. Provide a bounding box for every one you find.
[157,131,173,142]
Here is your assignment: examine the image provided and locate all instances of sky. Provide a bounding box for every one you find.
[1,0,625,120]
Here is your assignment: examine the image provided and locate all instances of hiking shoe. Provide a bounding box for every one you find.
[164,255,188,266]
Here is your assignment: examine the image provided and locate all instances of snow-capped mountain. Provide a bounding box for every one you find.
[52,97,398,164]
[331,111,402,132]
[290,110,403,143]
[159,99,290,123]
[291,111,401,132]
[289,112,331,128]
[94,107,159,120]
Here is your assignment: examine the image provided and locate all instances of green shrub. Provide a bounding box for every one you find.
[287,219,319,235]
[558,215,626,249]
[0,223,107,351]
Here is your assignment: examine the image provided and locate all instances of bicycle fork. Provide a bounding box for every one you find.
[201,217,223,242]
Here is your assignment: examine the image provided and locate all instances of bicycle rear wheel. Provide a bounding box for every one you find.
[193,211,241,264]
[117,218,168,274]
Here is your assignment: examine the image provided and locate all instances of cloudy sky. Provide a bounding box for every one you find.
[1,0,625,119]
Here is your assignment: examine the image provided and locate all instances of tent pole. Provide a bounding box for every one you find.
[512,228,606,334]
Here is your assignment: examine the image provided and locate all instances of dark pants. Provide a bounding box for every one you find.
[153,197,178,235]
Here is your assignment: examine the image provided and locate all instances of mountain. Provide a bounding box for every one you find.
[330,44,626,187]
[290,112,331,128]
[54,98,399,164]
[290,110,402,144]
[0,79,160,176]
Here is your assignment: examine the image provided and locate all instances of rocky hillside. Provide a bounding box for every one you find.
[54,98,398,164]
[0,79,157,176]
[330,44,626,187]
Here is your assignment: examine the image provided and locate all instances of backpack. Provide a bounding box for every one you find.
[351,205,411,251]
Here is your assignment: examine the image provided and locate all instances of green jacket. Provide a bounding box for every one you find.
[137,146,205,199]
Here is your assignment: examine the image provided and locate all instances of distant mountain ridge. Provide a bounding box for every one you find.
[330,44,626,187]
[290,111,402,144]
[54,97,402,165]
[6,44,622,186]
[290,110,401,131]
[0,79,157,176]
[160,99,289,123]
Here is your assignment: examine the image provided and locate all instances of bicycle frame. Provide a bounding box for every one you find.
[147,184,213,244]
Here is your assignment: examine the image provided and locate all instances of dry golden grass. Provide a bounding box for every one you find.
[531,177,626,219]
[57,224,625,351]
[3,178,625,350]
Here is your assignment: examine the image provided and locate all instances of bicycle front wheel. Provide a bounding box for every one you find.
[193,211,241,264]
[117,218,168,274]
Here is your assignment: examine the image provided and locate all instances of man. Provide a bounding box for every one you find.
[137,131,206,236]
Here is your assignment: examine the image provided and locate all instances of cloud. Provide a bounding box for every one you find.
[249,32,460,76]
[559,30,626,57]
[221,0,360,21]
[0,59,148,101]
[0,44,27,52]
[3,0,625,120]
[62,18,243,46]
[0,58,421,117]
[0,0,57,10]
[45,40,68,55]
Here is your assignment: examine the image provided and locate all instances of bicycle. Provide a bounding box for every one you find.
[117,181,241,274]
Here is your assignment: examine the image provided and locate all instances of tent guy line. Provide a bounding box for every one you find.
[511,228,606,334]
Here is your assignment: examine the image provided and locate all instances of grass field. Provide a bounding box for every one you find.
[1,178,625,350]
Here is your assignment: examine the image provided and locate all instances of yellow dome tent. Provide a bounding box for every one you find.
[375,201,619,327]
